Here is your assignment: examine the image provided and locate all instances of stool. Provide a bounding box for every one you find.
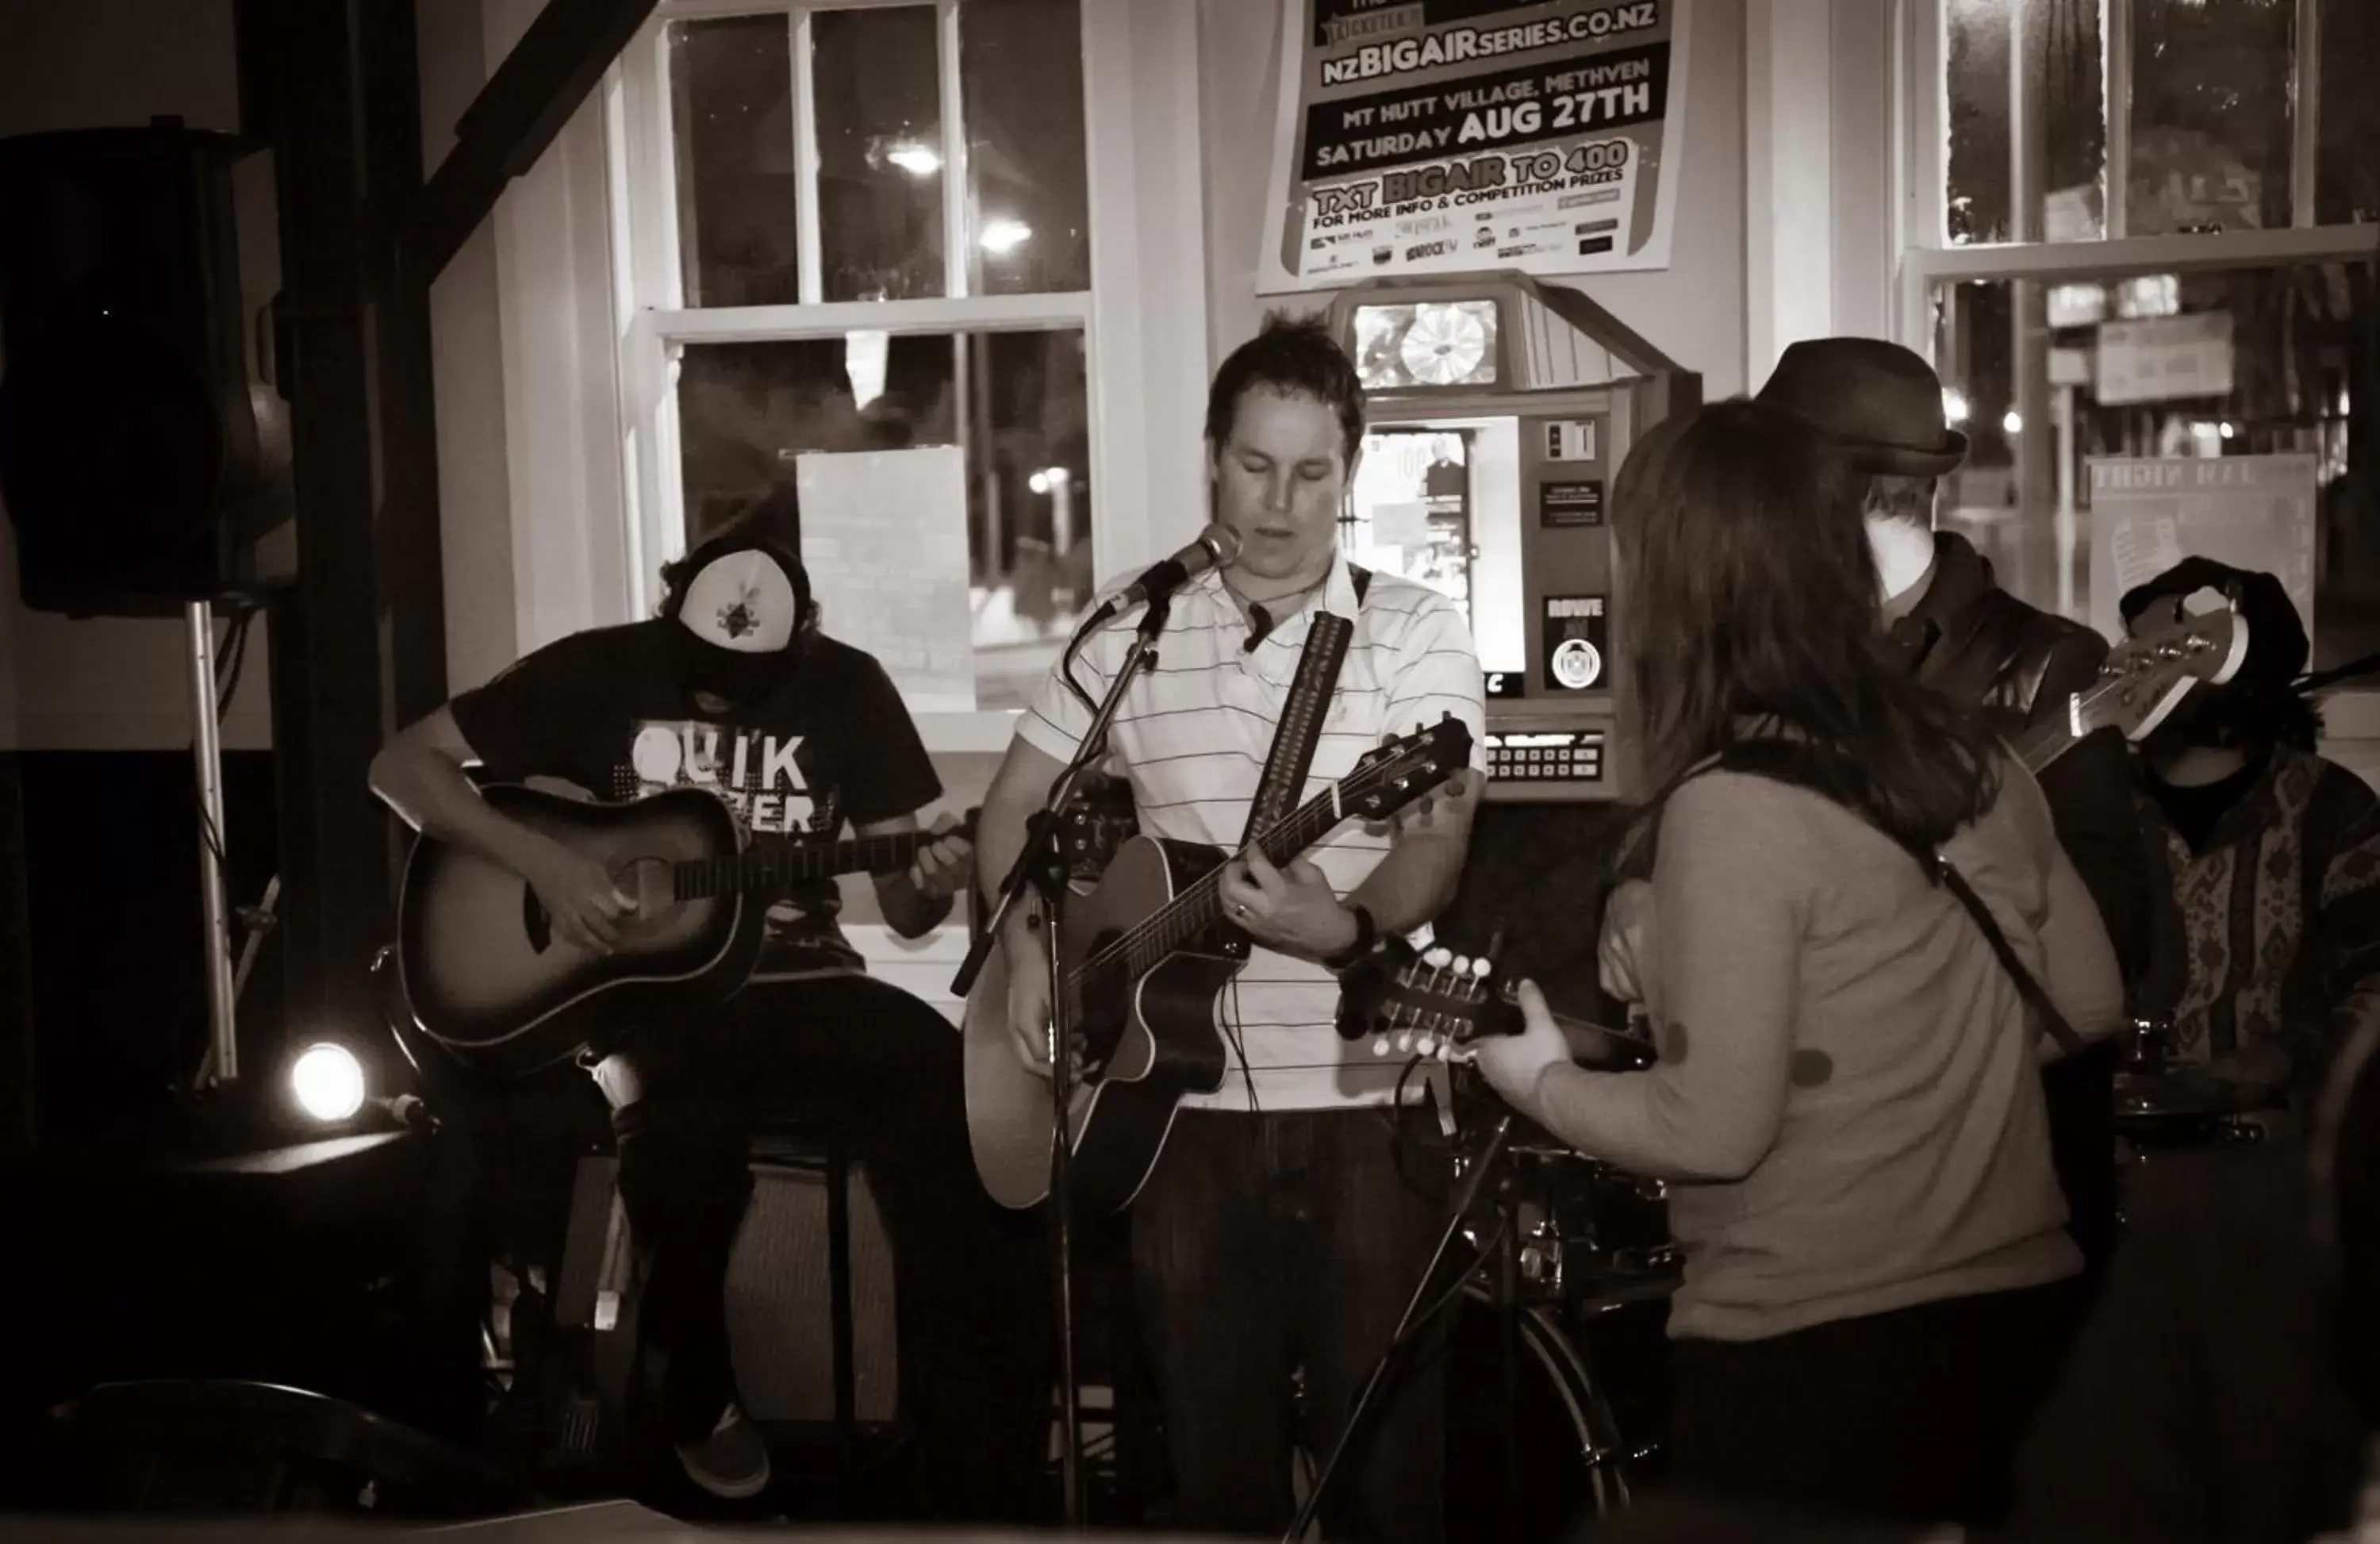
[371,950,892,1498]
[551,1123,898,1495]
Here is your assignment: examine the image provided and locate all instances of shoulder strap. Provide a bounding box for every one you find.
[1239,609,1356,843]
[1702,741,2090,1057]
[1932,858,2090,1056]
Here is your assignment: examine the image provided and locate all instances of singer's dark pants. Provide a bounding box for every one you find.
[1130,1104,1452,1544]
[601,974,1052,1521]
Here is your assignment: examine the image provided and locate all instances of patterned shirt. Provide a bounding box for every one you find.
[2136,744,2380,1095]
[1015,555,1487,1112]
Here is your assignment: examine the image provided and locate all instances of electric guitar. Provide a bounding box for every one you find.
[397,785,971,1076]
[963,716,1474,1216]
[2013,595,2249,770]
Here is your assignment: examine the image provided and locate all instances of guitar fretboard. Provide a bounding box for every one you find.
[673,829,942,899]
[2009,655,2171,774]
[1073,754,1419,994]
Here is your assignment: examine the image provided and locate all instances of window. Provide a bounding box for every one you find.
[1908,0,2380,670]
[613,0,1095,720]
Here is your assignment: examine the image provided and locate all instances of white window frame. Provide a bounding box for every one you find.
[601,0,1211,752]
[1889,0,2380,755]
[1895,0,2373,345]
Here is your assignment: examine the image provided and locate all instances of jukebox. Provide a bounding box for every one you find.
[1324,272,1699,801]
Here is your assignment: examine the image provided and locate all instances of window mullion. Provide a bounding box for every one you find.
[2294,0,2321,229]
[1905,0,1946,252]
[791,4,824,305]
[938,0,969,299]
[2106,0,2129,240]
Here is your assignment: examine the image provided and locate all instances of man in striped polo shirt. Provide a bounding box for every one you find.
[979,313,1487,1542]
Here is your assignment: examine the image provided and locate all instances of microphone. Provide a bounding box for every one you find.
[1097,524,1243,620]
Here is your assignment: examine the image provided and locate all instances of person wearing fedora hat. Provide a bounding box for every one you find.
[1756,337,2155,1292]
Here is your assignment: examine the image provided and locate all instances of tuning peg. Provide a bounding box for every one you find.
[1423,946,1453,969]
[1416,1034,1440,1058]
[1449,953,1472,976]
[1371,1035,1392,1057]
[1469,955,1493,980]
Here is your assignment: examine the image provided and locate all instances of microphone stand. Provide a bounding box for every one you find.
[1286,1107,1517,1544]
[953,590,1173,1530]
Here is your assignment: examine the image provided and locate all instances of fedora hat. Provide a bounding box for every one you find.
[1755,337,1969,477]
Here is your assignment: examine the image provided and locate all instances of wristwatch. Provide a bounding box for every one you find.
[1321,903,1379,973]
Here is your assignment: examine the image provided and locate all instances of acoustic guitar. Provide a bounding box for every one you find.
[397,785,968,1075]
[964,716,1474,1216]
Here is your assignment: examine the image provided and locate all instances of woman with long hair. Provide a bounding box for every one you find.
[1470,401,2125,1527]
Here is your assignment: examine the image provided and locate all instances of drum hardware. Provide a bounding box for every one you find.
[1441,1283,1637,1543]
[1489,1137,1682,1310]
[1289,1093,1666,1544]
[2113,1016,2278,1144]
[1308,943,1672,1538]
[2111,1016,2290,1228]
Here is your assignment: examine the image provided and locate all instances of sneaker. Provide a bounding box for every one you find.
[674,1403,771,1500]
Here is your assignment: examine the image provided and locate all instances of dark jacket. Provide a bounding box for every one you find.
[1889,530,2154,985]
[1891,531,2155,1281]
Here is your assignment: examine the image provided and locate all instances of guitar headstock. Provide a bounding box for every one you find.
[1338,939,1507,1060]
[2085,598,2251,743]
[1343,714,1475,823]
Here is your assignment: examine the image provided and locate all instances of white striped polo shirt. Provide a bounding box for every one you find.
[1016,554,1488,1112]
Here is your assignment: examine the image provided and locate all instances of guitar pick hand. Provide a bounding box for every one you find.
[526,841,639,956]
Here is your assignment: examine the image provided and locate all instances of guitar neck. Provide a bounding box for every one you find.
[1089,769,1389,985]
[674,829,933,900]
[2010,668,2137,775]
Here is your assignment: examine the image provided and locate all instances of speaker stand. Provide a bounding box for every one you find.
[187,600,240,1089]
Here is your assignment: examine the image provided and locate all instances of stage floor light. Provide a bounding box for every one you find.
[290,1042,367,1123]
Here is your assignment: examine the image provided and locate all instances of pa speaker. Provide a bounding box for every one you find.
[0,122,294,616]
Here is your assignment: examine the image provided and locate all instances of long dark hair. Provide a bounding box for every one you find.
[1615,400,2000,850]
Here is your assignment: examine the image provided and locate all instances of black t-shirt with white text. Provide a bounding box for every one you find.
[449,620,942,977]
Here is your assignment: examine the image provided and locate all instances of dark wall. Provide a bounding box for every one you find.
[1440,800,1637,1023]
[0,759,31,1152]
[2,751,283,1150]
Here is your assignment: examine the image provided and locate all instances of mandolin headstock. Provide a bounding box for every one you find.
[1338,937,1656,1072]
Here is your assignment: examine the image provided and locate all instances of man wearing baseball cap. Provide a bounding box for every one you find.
[371,494,1049,1515]
[1753,338,2153,1287]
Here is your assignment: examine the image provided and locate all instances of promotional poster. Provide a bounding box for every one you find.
[2087,453,2318,645]
[1259,0,1692,290]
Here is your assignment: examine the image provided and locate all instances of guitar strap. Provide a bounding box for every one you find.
[1237,567,1370,844]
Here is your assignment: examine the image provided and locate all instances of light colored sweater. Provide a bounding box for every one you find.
[1523,758,2125,1341]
